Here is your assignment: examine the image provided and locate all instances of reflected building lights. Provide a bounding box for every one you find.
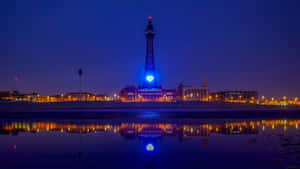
[1,119,299,136]
[0,119,299,153]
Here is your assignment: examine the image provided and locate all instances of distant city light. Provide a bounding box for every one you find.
[146,75,154,82]
[146,143,154,152]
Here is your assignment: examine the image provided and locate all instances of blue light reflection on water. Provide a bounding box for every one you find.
[146,143,154,152]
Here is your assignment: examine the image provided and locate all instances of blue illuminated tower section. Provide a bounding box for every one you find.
[143,16,158,88]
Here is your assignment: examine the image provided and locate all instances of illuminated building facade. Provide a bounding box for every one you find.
[210,91,258,102]
[119,86,137,102]
[0,91,110,102]
[162,89,177,101]
[0,91,16,101]
[177,79,209,101]
[119,87,176,102]
[65,92,95,101]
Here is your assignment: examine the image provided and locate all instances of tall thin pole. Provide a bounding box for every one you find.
[13,76,19,92]
[78,69,83,102]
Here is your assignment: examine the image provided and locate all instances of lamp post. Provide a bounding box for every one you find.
[13,76,19,93]
[78,69,83,101]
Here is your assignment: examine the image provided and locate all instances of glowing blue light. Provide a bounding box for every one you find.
[146,75,154,82]
[146,143,154,152]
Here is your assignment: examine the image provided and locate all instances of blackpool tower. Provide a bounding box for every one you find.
[143,16,158,88]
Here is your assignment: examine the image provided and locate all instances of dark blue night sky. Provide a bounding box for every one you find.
[1,0,300,97]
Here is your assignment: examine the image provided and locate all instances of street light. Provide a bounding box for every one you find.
[78,69,83,101]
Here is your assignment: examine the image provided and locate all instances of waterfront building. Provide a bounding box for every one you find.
[210,91,258,103]
[137,88,163,101]
[22,93,40,102]
[11,92,40,102]
[65,92,93,101]
[119,86,176,102]
[0,91,113,103]
[177,79,209,101]
[63,92,107,102]
[0,91,16,101]
[162,89,177,102]
[119,86,137,102]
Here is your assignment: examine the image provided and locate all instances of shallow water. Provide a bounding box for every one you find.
[0,113,300,169]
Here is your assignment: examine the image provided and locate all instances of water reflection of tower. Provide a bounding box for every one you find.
[78,134,83,160]
[144,147,156,169]
[143,139,158,169]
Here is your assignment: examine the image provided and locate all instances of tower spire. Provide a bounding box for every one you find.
[145,16,154,35]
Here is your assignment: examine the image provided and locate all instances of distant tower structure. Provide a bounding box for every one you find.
[143,16,158,88]
[120,17,178,102]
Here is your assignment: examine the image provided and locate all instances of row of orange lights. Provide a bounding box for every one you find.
[2,120,299,133]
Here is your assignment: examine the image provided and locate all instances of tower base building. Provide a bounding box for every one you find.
[177,78,210,101]
[137,88,163,101]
